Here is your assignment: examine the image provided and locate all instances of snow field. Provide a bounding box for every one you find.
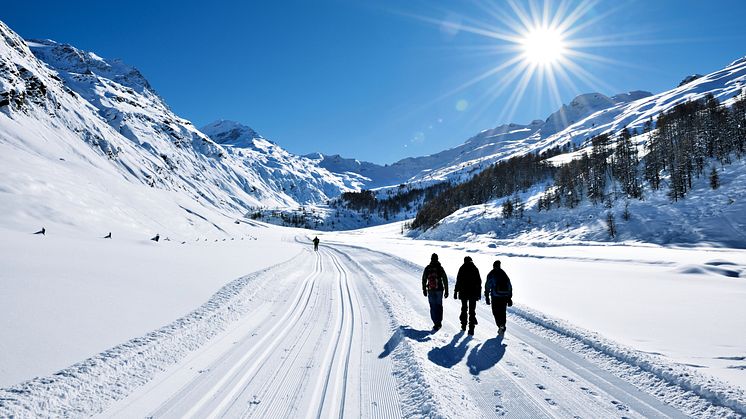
[2,227,745,417]
[0,225,298,387]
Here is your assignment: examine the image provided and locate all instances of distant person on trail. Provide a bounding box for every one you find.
[454,256,482,335]
[34,227,46,235]
[312,236,320,251]
[151,233,160,242]
[422,253,449,331]
[484,260,513,335]
[104,232,112,239]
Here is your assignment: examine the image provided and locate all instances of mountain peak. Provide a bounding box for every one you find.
[26,39,154,94]
[200,120,267,148]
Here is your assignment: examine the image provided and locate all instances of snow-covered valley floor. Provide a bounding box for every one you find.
[1,222,745,417]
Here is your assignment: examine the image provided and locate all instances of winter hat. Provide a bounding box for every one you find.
[464,256,472,262]
[493,260,501,268]
[431,253,439,261]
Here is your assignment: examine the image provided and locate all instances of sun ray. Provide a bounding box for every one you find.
[383,0,681,132]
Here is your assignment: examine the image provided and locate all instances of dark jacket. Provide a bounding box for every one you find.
[422,262,448,292]
[485,268,512,300]
[454,261,481,300]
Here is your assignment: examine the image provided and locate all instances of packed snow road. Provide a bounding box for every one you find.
[98,245,401,418]
[4,237,739,417]
[98,239,688,419]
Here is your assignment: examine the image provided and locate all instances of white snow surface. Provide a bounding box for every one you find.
[1,224,745,418]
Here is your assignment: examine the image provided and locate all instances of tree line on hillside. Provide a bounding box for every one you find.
[540,91,745,210]
[413,90,746,230]
[411,149,562,229]
[336,182,451,221]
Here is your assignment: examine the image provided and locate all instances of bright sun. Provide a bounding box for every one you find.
[520,26,567,66]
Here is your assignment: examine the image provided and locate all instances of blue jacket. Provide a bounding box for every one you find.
[484,268,512,299]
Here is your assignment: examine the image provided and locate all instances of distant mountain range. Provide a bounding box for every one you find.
[1,18,745,238]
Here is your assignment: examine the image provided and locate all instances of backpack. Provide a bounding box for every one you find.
[427,268,439,290]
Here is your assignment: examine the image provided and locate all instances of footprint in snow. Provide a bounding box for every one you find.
[535,384,547,390]
[545,398,557,406]
[511,371,525,378]
[495,404,506,416]
[611,400,629,411]
[580,386,599,397]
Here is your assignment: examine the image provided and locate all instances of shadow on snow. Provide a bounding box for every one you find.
[379,326,507,375]
[378,325,433,359]
[466,336,507,375]
[428,331,472,368]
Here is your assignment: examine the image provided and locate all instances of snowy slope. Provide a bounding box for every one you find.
[409,55,746,246]
[0,20,366,239]
[418,156,746,247]
[201,120,366,201]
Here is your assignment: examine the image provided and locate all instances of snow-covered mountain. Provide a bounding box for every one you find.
[309,92,654,189]
[412,57,746,246]
[200,120,367,202]
[0,21,360,237]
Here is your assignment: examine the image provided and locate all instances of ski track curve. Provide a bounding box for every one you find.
[328,241,743,418]
[93,241,403,419]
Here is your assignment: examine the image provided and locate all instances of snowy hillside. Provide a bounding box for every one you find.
[417,158,746,247]
[0,21,362,238]
[411,56,746,247]
[200,120,366,201]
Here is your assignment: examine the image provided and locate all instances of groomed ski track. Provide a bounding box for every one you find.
[6,236,742,418]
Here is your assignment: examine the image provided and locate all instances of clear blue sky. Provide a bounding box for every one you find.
[4,0,746,164]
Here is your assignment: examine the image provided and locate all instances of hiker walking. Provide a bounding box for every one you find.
[34,227,46,235]
[312,236,320,251]
[422,253,448,330]
[484,260,513,335]
[454,256,481,335]
[151,233,160,242]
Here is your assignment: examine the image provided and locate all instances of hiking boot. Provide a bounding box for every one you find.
[433,323,442,331]
[498,326,506,335]
[461,324,466,331]
[468,328,475,336]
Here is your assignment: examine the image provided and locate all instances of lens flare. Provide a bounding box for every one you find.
[520,26,567,66]
[394,0,652,125]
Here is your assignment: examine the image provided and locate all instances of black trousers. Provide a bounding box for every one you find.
[459,299,478,328]
[491,300,507,327]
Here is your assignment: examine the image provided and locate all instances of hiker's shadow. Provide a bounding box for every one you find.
[466,335,507,375]
[378,325,432,358]
[427,331,471,368]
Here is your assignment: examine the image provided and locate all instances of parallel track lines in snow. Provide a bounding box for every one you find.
[243,260,331,418]
[311,248,357,419]
[142,256,307,419]
[181,252,323,419]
